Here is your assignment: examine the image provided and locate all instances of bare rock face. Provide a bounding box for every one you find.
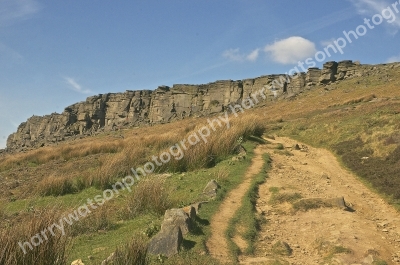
[5,60,387,151]
[306,68,321,85]
[319,61,338,84]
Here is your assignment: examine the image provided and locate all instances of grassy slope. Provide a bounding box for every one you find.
[1,63,400,264]
[0,113,265,264]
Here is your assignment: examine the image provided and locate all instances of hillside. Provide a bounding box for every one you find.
[1,60,400,265]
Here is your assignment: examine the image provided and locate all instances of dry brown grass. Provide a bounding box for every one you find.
[69,205,115,236]
[113,234,149,265]
[125,176,172,218]
[37,175,75,196]
[0,137,124,171]
[0,207,69,265]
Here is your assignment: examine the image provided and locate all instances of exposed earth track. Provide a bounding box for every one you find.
[206,144,269,263]
[207,137,400,265]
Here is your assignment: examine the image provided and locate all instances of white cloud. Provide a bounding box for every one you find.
[223,48,243,61]
[64,77,92,94]
[246,48,260,62]
[264,36,317,64]
[386,54,400,63]
[222,48,260,62]
[0,0,41,26]
[320,39,336,47]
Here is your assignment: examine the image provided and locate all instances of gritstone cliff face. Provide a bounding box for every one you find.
[4,60,393,151]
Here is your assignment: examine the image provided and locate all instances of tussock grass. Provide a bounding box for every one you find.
[69,206,115,237]
[125,177,172,218]
[37,175,75,196]
[0,208,69,265]
[113,234,149,265]
[0,139,124,171]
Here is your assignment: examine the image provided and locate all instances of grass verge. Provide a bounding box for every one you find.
[226,152,271,260]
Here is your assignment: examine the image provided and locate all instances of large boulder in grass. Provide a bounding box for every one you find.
[162,208,191,235]
[203,179,220,199]
[148,226,183,257]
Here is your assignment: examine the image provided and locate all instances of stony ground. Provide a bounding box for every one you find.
[208,137,400,265]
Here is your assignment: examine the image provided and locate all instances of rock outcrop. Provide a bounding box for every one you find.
[5,60,396,151]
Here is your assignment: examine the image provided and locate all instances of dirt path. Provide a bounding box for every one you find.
[206,144,268,263]
[238,137,400,265]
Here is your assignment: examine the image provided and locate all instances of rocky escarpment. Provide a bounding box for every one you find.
[5,60,396,151]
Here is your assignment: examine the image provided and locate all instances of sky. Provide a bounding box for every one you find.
[1,0,400,148]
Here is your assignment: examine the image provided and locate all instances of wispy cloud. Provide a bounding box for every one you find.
[246,48,260,62]
[350,0,400,33]
[222,48,260,62]
[0,0,41,27]
[0,41,23,62]
[264,36,317,64]
[282,7,357,37]
[386,54,400,63]
[64,77,92,94]
[320,38,336,47]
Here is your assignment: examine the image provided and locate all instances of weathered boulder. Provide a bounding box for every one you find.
[293,144,301,150]
[203,180,220,199]
[148,226,183,257]
[161,208,191,235]
[294,197,349,211]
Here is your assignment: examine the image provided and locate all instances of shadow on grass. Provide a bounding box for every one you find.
[182,239,196,250]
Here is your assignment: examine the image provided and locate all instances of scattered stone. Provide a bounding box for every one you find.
[321,173,330,179]
[293,144,301,150]
[203,179,220,199]
[271,241,292,256]
[162,208,191,235]
[148,226,183,257]
[266,135,275,140]
[233,144,247,155]
[294,197,349,211]
[71,259,84,265]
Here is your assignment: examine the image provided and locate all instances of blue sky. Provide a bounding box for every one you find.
[1,0,400,148]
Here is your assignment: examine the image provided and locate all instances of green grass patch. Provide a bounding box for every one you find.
[269,192,302,205]
[226,152,271,259]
